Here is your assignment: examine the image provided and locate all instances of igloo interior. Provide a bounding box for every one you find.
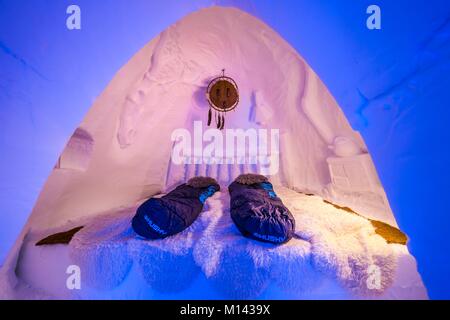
[0,0,449,300]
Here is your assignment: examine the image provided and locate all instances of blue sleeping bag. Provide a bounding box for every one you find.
[132,177,220,239]
[229,174,295,244]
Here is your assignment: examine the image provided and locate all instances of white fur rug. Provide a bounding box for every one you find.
[193,191,318,299]
[68,204,209,293]
[276,187,397,296]
[69,207,135,290]
[63,187,397,297]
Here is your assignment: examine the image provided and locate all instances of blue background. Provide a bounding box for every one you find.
[1,0,449,298]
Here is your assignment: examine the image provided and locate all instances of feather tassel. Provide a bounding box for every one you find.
[207,108,212,126]
[217,113,222,129]
[220,115,225,130]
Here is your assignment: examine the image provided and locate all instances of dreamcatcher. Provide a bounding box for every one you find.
[206,69,239,130]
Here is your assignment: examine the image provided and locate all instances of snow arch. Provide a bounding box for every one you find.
[24,6,393,231]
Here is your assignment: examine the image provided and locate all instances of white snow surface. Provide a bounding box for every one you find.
[7,187,427,300]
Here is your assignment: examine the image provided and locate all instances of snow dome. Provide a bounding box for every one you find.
[0,4,433,300]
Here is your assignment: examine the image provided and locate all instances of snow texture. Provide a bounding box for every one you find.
[57,127,94,171]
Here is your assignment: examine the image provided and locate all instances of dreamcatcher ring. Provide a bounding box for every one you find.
[206,69,239,130]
